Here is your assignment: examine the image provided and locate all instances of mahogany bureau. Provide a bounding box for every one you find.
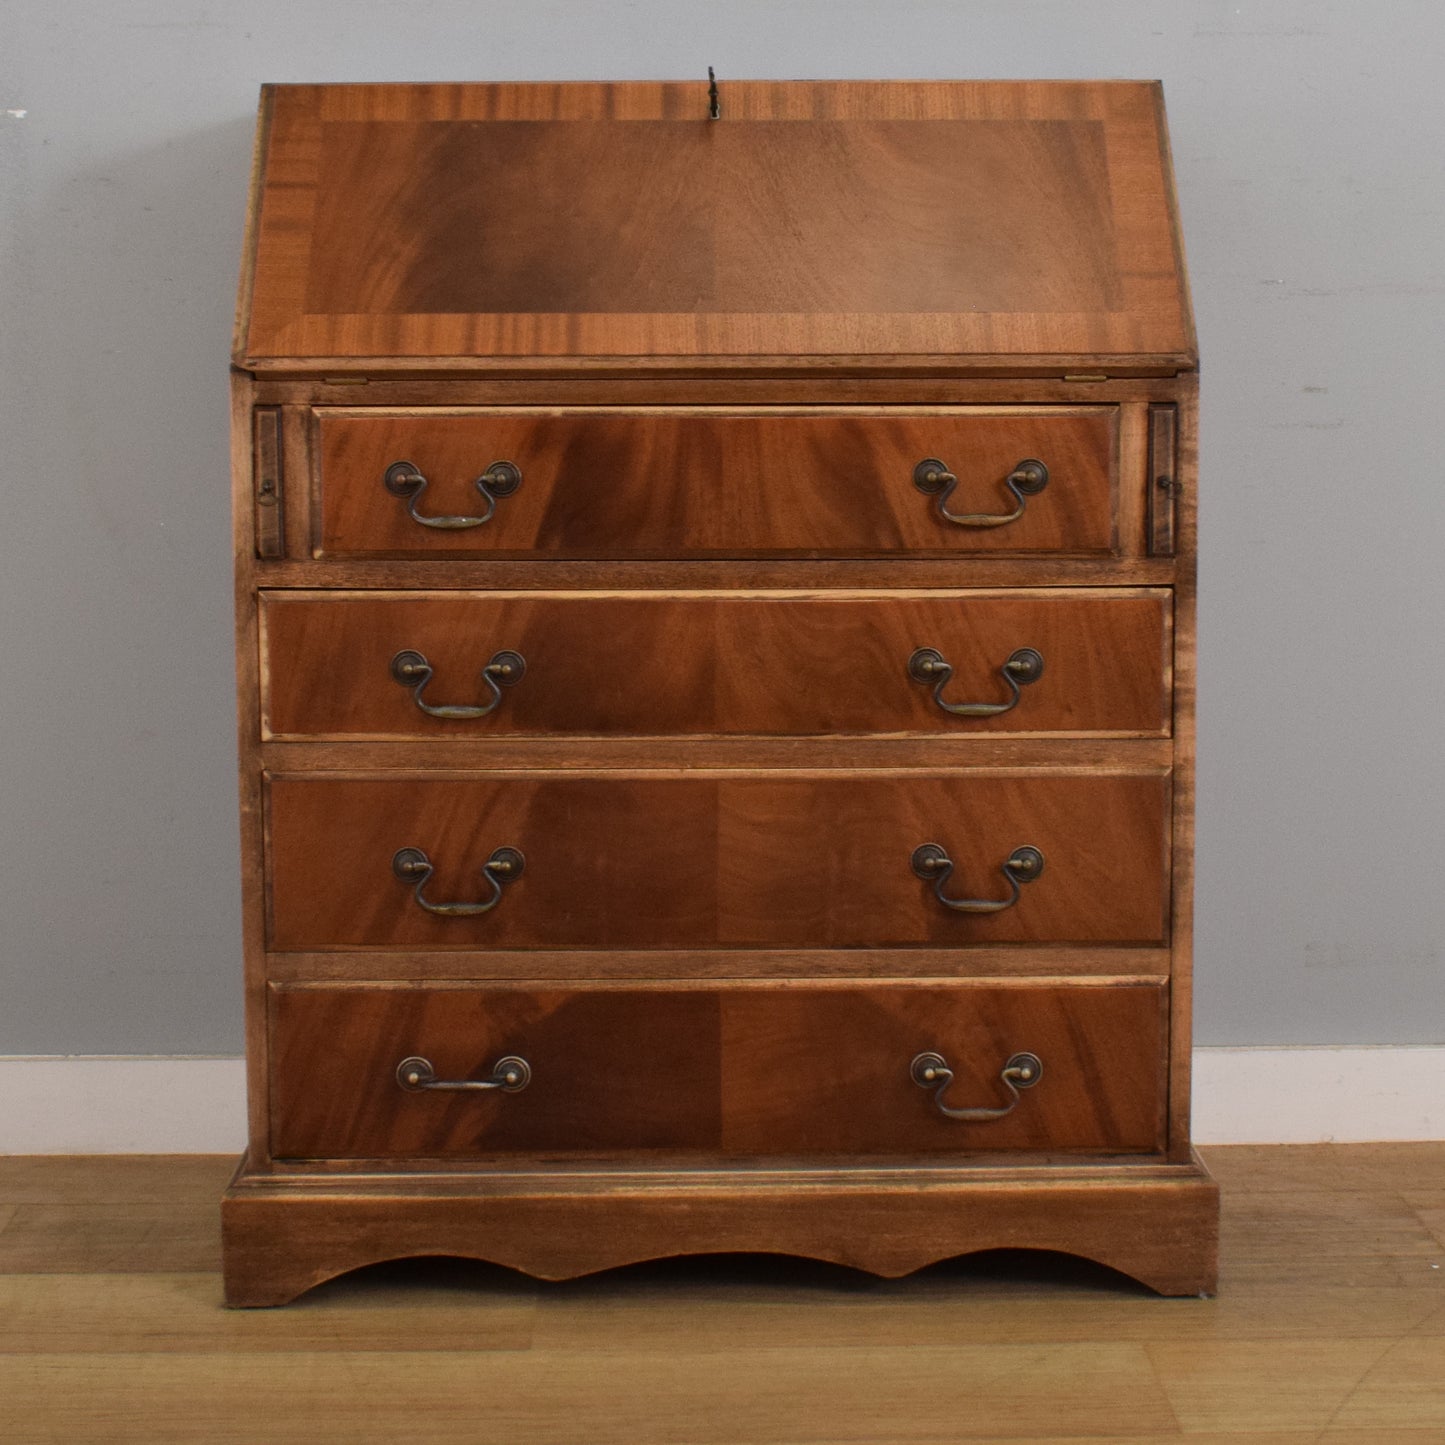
[222,79,1218,1304]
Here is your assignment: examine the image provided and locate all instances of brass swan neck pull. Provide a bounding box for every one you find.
[391,648,525,719]
[913,457,1048,528]
[384,458,522,530]
[911,842,1044,914]
[908,646,1044,717]
[396,1055,532,1093]
[910,1050,1043,1121]
[392,846,524,916]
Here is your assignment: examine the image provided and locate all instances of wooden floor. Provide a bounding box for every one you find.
[0,1147,1441,1442]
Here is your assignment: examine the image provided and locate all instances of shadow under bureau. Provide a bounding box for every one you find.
[222,79,1217,1304]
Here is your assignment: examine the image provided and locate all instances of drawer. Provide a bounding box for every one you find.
[266,771,1169,950]
[260,588,1171,739]
[314,407,1118,559]
[268,980,1167,1159]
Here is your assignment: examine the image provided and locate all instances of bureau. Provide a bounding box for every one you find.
[222,79,1217,1304]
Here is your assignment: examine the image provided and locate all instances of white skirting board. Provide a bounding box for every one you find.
[0,1047,1442,1153]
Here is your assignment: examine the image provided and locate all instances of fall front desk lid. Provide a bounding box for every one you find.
[237,80,1195,375]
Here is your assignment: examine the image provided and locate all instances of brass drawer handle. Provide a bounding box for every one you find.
[911,842,1044,914]
[910,1050,1043,1121]
[383,458,522,529]
[392,845,524,916]
[913,457,1048,527]
[908,645,1044,717]
[396,1054,532,1093]
[391,648,526,719]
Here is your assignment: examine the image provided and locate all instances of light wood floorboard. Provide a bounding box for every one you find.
[0,1145,1440,1442]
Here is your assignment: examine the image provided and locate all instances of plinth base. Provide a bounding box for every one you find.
[222,1154,1218,1306]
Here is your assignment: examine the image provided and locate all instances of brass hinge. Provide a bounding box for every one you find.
[1062,372,1109,383]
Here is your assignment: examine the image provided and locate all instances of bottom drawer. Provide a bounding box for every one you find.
[269,981,1167,1160]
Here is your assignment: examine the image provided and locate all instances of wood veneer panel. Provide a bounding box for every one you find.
[258,736,1175,774]
[240,81,1194,372]
[307,121,1119,319]
[719,981,1166,1154]
[260,588,1171,739]
[265,947,1171,983]
[265,771,1170,950]
[314,408,1118,559]
[252,556,1180,591]
[267,980,1165,1159]
[256,376,1197,407]
[717,773,1169,948]
[270,986,722,1158]
[267,775,715,951]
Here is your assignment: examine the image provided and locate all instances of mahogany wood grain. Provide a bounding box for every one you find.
[257,376,1198,407]
[267,980,1165,1159]
[240,82,1193,374]
[256,555,1180,592]
[270,985,722,1158]
[266,947,1171,983]
[721,981,1166,1154]
[314,408,1118,559]
[258,736,1175,775]
[226,79,1209,1301]
[230,367,272,1160]
[310,124,1118,322]
[1165,376,1200,1159]
[231,89,270,364]
[1149,403,1179,556]
[1117,401,1150,556]
[222,1156,1218,1303]
[251,408,284,559]
[265,771,1170,951]
[278,405,312,563]
[260,588,1171,739]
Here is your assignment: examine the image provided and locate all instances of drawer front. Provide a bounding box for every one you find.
[269,981,1167,1159]
[261,589,1171,739]
[266,772,1169,950]
[315,408,1118,559]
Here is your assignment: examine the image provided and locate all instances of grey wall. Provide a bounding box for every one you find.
[2,0,1443,1054]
